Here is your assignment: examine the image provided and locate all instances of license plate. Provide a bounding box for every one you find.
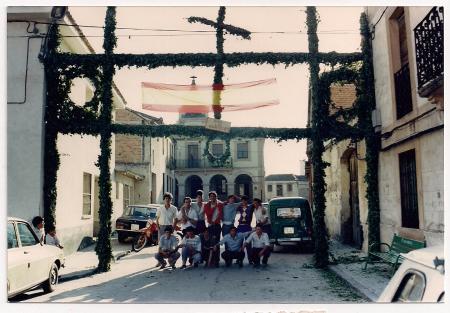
[284,227,295,234]
[116,225,123,229]
[131,224,140,231]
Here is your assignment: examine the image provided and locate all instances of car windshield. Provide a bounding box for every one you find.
[276,207,301,218]
[125,206,157,219]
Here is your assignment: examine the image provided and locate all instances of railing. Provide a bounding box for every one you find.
[394,63,413,119]
[414,6,444,97]
[175,157,233,169]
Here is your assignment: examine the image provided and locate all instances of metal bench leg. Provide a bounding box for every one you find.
[363,255,371,270]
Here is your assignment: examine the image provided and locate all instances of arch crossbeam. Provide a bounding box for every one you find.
[51,51,363,69]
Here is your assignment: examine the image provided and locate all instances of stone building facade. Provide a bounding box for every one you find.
[173,114,265,205]
[367,6,444,247]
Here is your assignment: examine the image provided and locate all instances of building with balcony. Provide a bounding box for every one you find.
[367,6,444,247]
[172,80,265,204]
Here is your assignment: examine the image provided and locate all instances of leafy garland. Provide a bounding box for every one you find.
[358,12,380,250]
[203,137,231,167]
[306,6,329,269]
[94,6,116,273]
[41,6,379,272]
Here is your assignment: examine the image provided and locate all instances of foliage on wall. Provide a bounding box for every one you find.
[203,138,231,167]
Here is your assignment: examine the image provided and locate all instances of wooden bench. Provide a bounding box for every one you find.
[363,234,426,275]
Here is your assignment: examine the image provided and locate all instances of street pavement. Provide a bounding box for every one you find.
[13,243,368,303]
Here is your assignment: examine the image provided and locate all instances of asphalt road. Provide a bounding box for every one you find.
[14,244,368,303]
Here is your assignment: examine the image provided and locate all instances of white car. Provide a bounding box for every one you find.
[378,245,444,303]
[7,217,65,299]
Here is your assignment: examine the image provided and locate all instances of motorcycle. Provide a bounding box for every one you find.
[131,218,159,252]
[132,222,185,253]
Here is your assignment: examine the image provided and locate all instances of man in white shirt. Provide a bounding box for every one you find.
[175,196,198,236]
[45,225,63,249]
[253,198,272,236]
[190,190,206,234]
[154,225,180,269]
[156,192,177,240]
[244,223,271,267]
[179,226,202,268]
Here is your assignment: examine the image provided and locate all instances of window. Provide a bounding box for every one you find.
[393,272,425,302]
[267,184,273,192]
[123,184,130,209]
[116,181,120,199]
[399,149,419,228]
[7,223,18,249]
[16,222,38,247]
[83,172,92,215]
[237,142,249,159]
[212,143,224,156]
[390,7,413,119]
[276,184,283,197]
[287,184,293,192]
[163,173,166,192]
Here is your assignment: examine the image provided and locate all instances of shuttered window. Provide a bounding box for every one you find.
[399,150,419,229]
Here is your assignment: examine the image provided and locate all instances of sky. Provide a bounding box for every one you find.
[68,6,363,175]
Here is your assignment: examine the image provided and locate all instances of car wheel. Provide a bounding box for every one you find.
[118,232,127,243]
[132,234,147,252]
[42,263,59,293]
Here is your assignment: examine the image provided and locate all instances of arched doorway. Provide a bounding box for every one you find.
[234,174,253,199]
[209,175,227,201]
[185,175,203,199]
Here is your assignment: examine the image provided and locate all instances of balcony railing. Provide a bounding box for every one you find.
[394,63,413,119]
[414,6,444,97]
[175,157,233,170]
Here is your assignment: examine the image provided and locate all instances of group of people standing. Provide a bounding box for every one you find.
[154,190,272,269]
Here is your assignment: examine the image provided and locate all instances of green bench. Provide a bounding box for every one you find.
[363,234,426,275]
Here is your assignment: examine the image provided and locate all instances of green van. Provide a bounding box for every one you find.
[268,197,313,250]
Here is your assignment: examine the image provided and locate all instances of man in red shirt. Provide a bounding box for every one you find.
[203,191,224,242]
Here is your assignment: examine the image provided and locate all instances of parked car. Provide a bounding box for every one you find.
[7,217,65,299]
[268,197,313,251]
[115,204,159,243]
[378,245,444,303]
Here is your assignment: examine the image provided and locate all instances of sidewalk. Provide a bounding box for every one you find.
[328,240,391,302]
[59,236,132,282]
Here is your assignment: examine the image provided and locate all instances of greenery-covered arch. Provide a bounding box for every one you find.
[42,6,378,272]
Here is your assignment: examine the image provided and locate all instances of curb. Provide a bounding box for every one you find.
[59,250,131,283]
[328,264,379,302]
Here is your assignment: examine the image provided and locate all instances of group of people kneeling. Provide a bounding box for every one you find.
[154,190,271,269]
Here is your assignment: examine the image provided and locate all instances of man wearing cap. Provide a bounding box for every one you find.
[179,226,202,268]
[203,191,223,242]
[154,225,180,269]
[244,223,271,268]
[214,226,253,267]
[156,192,178,240]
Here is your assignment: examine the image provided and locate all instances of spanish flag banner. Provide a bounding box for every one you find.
[141,78,279,113]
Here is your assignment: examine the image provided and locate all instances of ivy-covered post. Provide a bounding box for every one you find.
[359,13,380,249]
[188,7,251,119]
[95,6,117,272]
[307,6,329,268]
[42,22,61,233]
